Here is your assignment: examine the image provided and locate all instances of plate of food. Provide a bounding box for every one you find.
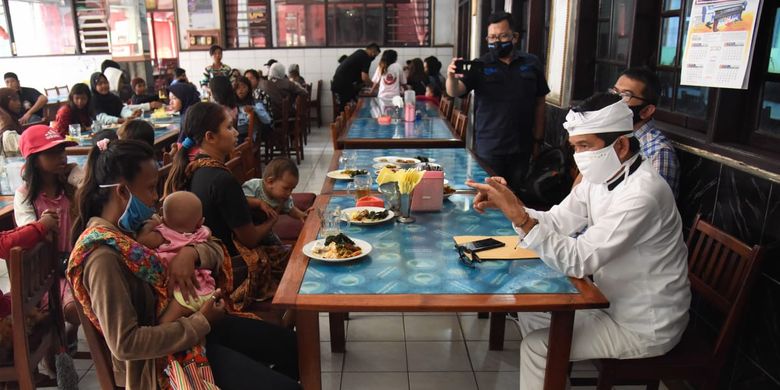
[414,156,436,163]
[327,168,369,180]
[341,207,394,225]
[372,162,400,170]
[372,156,420,167]
[303,233,372,262]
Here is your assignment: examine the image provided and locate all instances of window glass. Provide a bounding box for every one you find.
[656,70,675,111]
[597,21,610,58]
[275,0,326,47]
[663,0,681,11]
[769,8,780,74]
[599,0,612,19]
[147,11,177,60]
[385,0,430,46]
[608,0,634,61]
[9,0,77,56]
[680,0,694,59]
[659,16,679,66]
[327,1,383,46]
[108,0,143,57]
[676,81,709,118]
[758,81,780,137]
[0,7,11,57]
[227,0,270,48]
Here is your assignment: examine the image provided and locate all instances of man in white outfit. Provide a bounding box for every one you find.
[466,93,691,389]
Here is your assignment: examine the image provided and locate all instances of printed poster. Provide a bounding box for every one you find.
[681,0,764,89]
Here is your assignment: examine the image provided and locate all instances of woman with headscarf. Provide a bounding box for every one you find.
[168,82,202,143]
[287,64,306,88]
[258,63,307,119]
[90,72,153,126]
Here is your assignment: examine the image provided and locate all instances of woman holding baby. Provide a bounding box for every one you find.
[67,139,299,389]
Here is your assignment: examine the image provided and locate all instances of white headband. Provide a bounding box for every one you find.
[563,100,633,136]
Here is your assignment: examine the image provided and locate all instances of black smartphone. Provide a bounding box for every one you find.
[462,238,505,253]
[455,60,483,76]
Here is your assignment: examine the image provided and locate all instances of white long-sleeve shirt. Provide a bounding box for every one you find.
[519,159,691,355]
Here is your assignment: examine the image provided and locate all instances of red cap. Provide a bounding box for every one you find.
[19,125,77,158]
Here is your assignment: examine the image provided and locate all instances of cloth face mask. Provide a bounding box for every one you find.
[99,184,155,233]
[573,141,623,184]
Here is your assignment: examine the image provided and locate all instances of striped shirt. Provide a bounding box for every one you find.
[634,119,679,198]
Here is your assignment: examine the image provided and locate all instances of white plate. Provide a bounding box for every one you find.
[302,237,372,262]
[372,156,420,166]
[372,162,402,170]
[327,170,352,180]
[341,207,395,225]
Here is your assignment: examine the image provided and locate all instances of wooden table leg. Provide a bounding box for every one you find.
[329,312,346,353]
[488,312,506,351]
[297,311,321,390]
[543,310,575,390]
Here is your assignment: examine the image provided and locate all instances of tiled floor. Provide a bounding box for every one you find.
[1,127,667,389]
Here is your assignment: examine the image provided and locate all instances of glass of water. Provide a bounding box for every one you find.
[68,124,81,138]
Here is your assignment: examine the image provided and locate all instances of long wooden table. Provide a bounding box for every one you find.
[274,193,609,390]
[66,126,179,155]
[336,98,464,149]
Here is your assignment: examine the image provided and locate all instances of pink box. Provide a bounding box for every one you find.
[411,171,444,212]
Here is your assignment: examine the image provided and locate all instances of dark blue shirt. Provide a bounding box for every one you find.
[461,50,549,157]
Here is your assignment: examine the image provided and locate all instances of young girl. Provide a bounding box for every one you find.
[234,76,271,144]
[69,138,299,389]
[117,119,155,146]
[407,58,428,96]
[164,102,289,306]
[209,75,238,123]
[129,77,162,106]
[371,49,406,100]
[90,73,152,126]
[13,124,84,345]
[53,83,93,137]
[0,88,21,132]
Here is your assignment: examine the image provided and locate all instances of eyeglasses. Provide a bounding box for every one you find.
[485,33,515,43]
[608,87,649,103]
[456,245,481,268]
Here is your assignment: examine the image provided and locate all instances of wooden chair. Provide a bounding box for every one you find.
[330,122,343,151]
[0,241,65,389]
[575,214,765,390]
[289,95,307,164]
[157,163,172,197]
[73,300,122,389]
[264,97,291,163]
[439,97,454,122]
[44,87,59,99]
[331,89,339,123]
[459,92,471,113]
[226,155,245,183]
[310,80,322,127]
[55,85,69,96]
[450,108,461,127]
[234,140,258,179]
[454,111,468,141]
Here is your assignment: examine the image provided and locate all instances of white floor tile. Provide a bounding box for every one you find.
[474,371,519,390]
[320,341,345,372]
[406,342,471,372]
[341,372,409,390]
[77,369,102,390]
[346,315,405,341]
[466,341,521,372]
[404,315,463,341]
[408,372,478,390]
[459,315,522,341]
[321,372,341,390]
[342,341,407,372]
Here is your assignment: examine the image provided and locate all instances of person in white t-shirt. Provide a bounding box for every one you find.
[371,49,406,100]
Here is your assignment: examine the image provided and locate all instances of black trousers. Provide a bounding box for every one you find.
[478,152,531,195]
[206,315,300,390]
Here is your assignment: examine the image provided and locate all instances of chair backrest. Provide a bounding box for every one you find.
[454,111,468,140]
[8,240,63,387]
[157,162,172,196]
[460,92,471,113]
[685,214,764,362]
[226,155,245,183]
[44,87,59,98]
[56,85,69,96]
[331,122,342,150]
[314,80,322,103]
[450,108,461,127]
[73,300,121,389]
[245,105,256,151]
[234,140,256,179]
[439,97,453,121]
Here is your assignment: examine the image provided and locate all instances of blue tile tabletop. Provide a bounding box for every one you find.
[355,98,440,119]
[73,119,180,147]
[345,117,455,140]
[331,148,490,191]
[299,195,578,295]
[0,199,10,209]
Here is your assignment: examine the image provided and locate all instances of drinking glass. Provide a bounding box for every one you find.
[347,173,372,202]
[316,206,342,238]
[68,124,81,138]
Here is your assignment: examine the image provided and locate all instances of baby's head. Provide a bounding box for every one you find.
[263,158,299,202]
[162,191,204,233]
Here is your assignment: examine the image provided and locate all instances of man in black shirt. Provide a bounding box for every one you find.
[4,72,47,124]
[446,12,549,194]
[331,43,380,114]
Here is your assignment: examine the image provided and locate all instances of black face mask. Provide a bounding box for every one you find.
[488,41,514,59]
[629,104,649,124]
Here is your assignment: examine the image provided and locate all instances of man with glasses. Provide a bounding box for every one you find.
[609,67,679,197]
[446,11,549,194]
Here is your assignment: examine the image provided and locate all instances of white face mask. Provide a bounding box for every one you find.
[573,140,623,184]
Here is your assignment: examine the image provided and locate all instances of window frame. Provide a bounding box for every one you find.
[3,0,82,57]
[225,0,273,49]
